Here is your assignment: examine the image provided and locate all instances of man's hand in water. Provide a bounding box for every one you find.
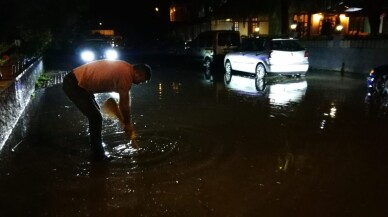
[123,124,139,149]
[123,124,135,139]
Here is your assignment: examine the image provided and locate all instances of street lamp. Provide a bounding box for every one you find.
[253,27,260,38]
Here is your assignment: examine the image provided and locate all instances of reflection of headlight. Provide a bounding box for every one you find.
[105,49,118,60]
[81,50,95,62]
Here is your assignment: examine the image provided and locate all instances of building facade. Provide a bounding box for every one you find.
[167,0,388,41]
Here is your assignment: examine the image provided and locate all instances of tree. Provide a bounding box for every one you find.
[0,0,91,55]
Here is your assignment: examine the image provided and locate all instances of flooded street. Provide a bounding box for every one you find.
[1,55,388,217]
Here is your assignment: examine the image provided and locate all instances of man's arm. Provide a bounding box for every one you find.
[119,90,136,141]
[118,91,131,126]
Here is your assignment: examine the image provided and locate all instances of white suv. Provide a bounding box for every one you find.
[224,37,309,90]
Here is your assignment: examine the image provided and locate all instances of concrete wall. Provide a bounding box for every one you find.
[0,58,43,150]
[301,38,388,74]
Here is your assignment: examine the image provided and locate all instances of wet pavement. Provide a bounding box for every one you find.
[1,55,388,217]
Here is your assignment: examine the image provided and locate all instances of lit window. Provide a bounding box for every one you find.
[233,22,239,31]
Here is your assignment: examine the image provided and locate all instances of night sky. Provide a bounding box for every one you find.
[90,1,171,39]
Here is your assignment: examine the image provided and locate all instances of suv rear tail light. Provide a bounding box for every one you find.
[304,50,309,57]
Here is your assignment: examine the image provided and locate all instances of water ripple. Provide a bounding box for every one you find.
[102,124,230,175]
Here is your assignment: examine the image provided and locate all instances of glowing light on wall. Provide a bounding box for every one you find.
[313,13,323,23]
[170,6,177,22]
[311,13,323,35]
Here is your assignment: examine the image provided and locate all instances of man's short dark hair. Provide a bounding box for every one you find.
[134,64,152,82]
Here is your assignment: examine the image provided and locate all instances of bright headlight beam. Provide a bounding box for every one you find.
[81,50,95,62]
[105,49,118,60]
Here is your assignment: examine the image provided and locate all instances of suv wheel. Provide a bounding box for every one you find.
[224,61,233,84]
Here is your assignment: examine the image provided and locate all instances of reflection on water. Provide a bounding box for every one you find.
[221,74,319,176]
[267,78,307,105]
[101,122,232,174]
[224,75,307,105]
[2,67,387,217]
[224,76,260,94]
[365,93,388,118]
[93,91,231,175]
[277,151,313,174]
[157,81,182,100]
[318,102,338,130]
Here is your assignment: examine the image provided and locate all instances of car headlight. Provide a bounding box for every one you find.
[81,50,95,62]
[105,49,118,60]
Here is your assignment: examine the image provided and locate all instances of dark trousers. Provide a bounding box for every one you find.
[62,72,105,157]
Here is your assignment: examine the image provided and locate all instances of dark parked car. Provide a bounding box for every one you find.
[186,30,241,79]
[367,64,388,97]
[365,64,388,117]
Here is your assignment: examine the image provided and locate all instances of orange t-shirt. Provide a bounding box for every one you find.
[73,60,134,94]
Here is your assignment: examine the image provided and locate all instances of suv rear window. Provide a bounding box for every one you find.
[240,38,265,51]
[270,40,304,51]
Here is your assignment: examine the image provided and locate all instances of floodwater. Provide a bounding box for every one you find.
[1,56,388,217]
